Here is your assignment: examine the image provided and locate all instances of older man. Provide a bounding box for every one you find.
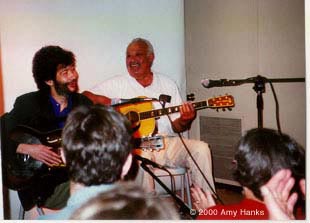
[83,38,215,194]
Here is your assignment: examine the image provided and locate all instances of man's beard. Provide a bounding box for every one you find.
[54,81,77,97]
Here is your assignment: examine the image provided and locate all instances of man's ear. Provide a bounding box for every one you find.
[60,147,66,164]
[148,53,155,64]
[121,153,133,179]
[45,80,54,86]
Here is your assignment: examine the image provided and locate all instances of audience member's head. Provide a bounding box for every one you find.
[233,128,305,200]
[70,183,180,220]
[61,105,133,186]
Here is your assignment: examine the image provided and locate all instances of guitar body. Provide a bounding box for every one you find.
[116,101,156,138]
[14,134,45,178]
[8,125,66,190]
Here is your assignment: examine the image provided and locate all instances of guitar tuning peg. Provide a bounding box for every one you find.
[222,108,226,111]
[216,108,219,112]
[228,107,232,111]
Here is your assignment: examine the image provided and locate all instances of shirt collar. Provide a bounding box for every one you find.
[49,94,73,128]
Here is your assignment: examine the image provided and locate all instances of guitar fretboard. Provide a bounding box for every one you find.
[139,101,208,120]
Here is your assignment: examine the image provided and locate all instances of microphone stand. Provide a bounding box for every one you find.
[206,75,305,128]
[112,97,157,107]
[139,162,197,219]
[253,76,265,129]
[250,76,304,128]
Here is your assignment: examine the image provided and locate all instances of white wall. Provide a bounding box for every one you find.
[185,0,306,149]
[0,0,185,219]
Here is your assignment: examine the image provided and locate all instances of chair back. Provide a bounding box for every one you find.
[0,113,9,188]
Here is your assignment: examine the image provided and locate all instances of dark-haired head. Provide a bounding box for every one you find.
[62,105,133,185]
[233,128,305,200]
[32,45,76,92]
[70,183,180,220]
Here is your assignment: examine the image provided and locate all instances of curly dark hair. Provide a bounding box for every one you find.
[32,45,75,91]
[62,105,133,185]
[233,128,305,200]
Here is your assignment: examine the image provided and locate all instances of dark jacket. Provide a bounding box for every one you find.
[1,90,92,210]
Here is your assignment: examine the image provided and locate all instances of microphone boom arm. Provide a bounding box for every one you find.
[201,75,305,129]
[202,76,305,88]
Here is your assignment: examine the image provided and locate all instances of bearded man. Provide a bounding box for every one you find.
[2,45,92,217]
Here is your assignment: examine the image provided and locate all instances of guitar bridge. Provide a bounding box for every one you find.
[138,135,164,151]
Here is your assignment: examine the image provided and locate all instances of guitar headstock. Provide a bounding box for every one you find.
[207,95,235,110]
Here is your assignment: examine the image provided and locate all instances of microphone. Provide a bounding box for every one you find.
[134,155,166,170]
[201,78,245,88]
[112,97,157,105]
[159,94,171,103]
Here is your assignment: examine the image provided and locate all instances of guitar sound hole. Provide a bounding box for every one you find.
[126,111,140,126]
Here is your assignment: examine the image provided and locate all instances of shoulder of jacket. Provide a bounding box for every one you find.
[15,91,43,103]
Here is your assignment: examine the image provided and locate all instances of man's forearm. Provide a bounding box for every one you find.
[82,91,112,105]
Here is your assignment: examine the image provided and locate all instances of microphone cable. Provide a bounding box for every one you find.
[158,98,224,205]
[267,79,282,134]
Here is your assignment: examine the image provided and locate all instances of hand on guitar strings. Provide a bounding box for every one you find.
[17,143,63,167]
[172,102,196,132]
[179,102,196,122]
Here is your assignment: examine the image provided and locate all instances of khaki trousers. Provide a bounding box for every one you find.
[135,136,215,193]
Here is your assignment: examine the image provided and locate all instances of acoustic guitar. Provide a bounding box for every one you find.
[7,125,64,190]
[7,125,164,189]
[114,95,235,138]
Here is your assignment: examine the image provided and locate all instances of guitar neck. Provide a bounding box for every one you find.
[139,101,208,120]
